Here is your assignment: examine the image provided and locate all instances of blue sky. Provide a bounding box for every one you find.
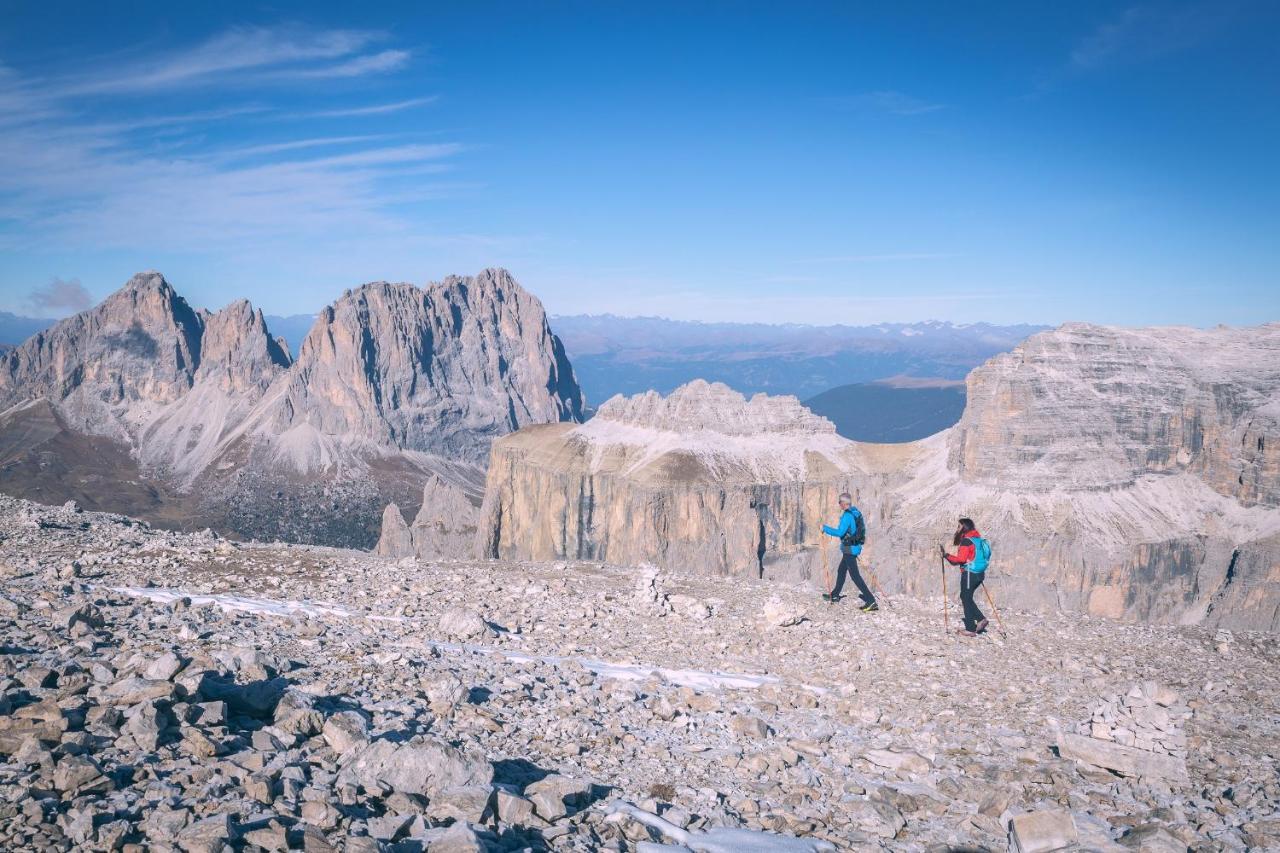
[1,1,1277,325]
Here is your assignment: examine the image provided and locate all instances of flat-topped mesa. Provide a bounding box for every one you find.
[951,322,1280,505]
[479,326,1280,629]
[478,381,870,579]
[569,380,852,485]
[590,380,836,437]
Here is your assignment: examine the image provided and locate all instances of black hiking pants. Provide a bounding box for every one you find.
[959,569,986,632]
[832,552,874,605]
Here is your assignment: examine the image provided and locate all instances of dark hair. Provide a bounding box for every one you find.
[954,517,976,546]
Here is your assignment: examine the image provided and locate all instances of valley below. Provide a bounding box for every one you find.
[2,495,1278,851]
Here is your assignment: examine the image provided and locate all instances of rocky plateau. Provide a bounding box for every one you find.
[2,494,1278,851]
[477,324,1280,631]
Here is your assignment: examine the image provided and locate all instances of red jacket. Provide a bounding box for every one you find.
[944,530,981,567]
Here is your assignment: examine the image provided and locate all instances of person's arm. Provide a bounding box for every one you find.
[822,513,851,538]
[943,542,975,565]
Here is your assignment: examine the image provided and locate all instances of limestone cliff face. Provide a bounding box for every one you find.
[478,381,882,581]
[247,268,584,471]
[0,268,583,547]
[951,322,1280,506]
[478,329,1280,631]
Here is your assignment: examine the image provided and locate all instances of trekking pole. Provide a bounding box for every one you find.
[819,539,833,602]
[939,554,950,635]
[981,584,1007,638]
[862,561,889,607]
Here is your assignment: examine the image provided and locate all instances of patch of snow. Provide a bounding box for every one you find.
[606,802,836,852]
[103,585,795,693]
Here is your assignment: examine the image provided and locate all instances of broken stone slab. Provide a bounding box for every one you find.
[339,737,493,798]
[143,650,185,681]
[863,748,931,776]
[1057,732,1188,783]
[273,689,325,736]
[495,788,536,825]
[426,785,494,824]
[761,597,805,627]
[1009,809,1078,853]
[0,698,68,753]
[439,607,491,640]
[321,710,369,755]
[366,813,414,842]
[730,715,770,739]
[99,676,177,706]
[525,774,594,822]
[52,754,109,794]
[1120,823,1191,852]
[845,799,906,839]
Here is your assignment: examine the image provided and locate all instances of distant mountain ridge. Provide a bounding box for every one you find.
[0,311,55,347]
[549,314,1049,401]
[0,269,584,546]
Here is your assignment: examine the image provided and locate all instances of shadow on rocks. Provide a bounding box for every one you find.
[491,757,552,788]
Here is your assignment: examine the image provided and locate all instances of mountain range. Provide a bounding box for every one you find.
[548,314,1048,402]
[0,269,582,546]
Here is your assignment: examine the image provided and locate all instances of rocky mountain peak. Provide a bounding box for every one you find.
[196,300,292,394]
[258,269,584,468]
[0,270,205,436]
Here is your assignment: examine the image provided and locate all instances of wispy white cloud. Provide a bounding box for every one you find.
[215,134,394,159]
[284,49,411,79]
[0,28,466,255]
[1070,4,1224,72]
[304,96,439,118]
[56,26,402,95]
[822,90,945,116]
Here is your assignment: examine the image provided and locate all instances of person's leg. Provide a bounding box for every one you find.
[848,555,875,605]
[960,571,985,631]
[958,571,974,631]
[969,571,987,630]
[830,553,852,598]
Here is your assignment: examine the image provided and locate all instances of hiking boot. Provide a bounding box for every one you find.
[976,618,990,633]
[821,593,841,603]
[860,601,879,613]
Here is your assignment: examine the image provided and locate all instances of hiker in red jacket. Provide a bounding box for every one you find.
[940,518,990,637]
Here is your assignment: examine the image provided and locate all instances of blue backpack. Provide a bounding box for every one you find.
[969,536,992,573]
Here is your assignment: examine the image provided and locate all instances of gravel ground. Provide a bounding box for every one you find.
[1,495,1277,851]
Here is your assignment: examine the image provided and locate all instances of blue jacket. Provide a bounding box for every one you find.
[823,507,864,556]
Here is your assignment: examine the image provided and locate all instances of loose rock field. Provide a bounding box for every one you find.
[1,496,1277,851]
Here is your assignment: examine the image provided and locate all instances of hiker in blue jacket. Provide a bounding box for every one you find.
[822,493,877,611]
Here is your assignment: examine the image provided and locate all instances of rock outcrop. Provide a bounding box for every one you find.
[479,380,870,582]
[375,475,480,560]
[0,268,583,547]
[478,325,1280,630]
